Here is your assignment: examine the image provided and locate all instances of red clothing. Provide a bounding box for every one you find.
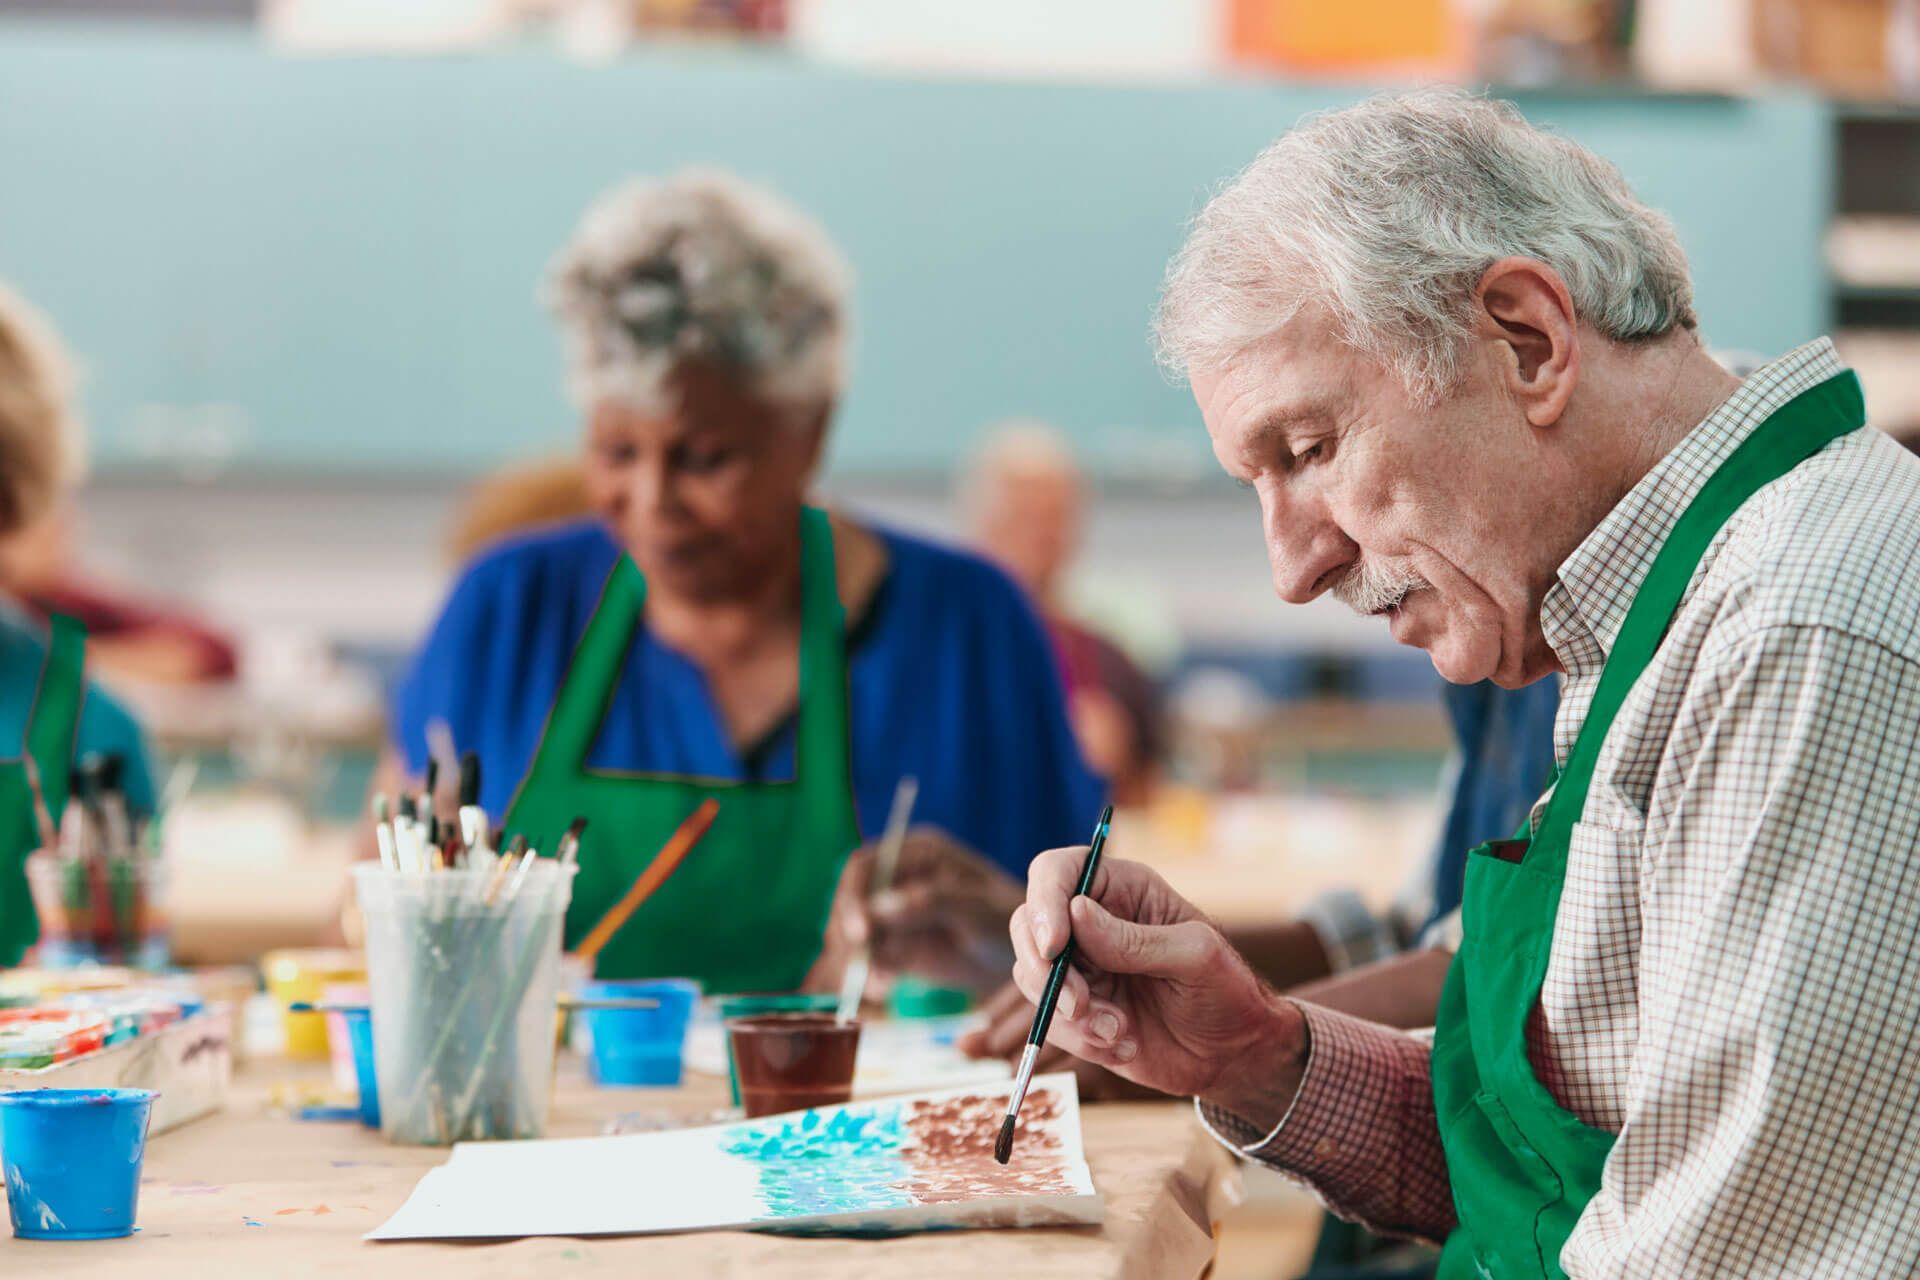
[29,580,238,681]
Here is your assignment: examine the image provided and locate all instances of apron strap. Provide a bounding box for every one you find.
[24,613,86,816]
[1533,371,1866,863]
[528,552,646,774]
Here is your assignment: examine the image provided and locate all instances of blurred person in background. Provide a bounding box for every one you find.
[443,455,591,564]
[0,283,157,966]
[0,501,239,687]
[382,172,1102,992]
[963,424,1165,805]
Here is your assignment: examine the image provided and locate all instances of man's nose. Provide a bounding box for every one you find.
[1263,491,1353,605]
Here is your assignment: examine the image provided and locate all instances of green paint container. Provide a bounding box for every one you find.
[887,978,972,1019]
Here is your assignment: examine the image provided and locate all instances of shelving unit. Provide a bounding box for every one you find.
[1831,105,1920,437]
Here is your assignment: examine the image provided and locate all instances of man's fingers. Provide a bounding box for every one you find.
[1067,895,1216,979]
[1024,845,1103,959]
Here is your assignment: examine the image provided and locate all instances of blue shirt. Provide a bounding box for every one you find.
[0,605,157,817]
[392,518,1106,880]
[1425,675,1561,931]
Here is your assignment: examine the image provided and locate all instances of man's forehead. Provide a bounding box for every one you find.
[1195,336,1340,437]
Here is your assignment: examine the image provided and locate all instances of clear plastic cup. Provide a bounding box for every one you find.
[351,863,576,1145]
[0,1088,156,1240]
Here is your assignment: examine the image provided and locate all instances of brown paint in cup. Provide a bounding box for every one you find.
[724,1013,862,1118]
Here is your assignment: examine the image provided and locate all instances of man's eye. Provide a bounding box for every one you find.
[596,442,638,466]
[1295,442,1325,465]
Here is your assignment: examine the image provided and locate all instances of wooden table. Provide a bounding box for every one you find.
[2,1062,1239,1278]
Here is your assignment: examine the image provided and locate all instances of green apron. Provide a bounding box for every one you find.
[1431,370,1866,1279]
[503,506,863,991]
[0,614,86,968]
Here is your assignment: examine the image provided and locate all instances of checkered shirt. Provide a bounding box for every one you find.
[1201,339,1920,1276]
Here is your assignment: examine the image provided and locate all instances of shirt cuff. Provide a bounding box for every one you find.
[1195,1002,1422,1180]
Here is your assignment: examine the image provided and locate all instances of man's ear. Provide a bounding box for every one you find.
[1474,257,1579,429]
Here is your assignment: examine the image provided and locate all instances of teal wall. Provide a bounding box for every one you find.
[0,23,1832,473]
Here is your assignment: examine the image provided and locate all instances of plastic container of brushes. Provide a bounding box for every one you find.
[25,850,170,971]
[352,862,576,1146]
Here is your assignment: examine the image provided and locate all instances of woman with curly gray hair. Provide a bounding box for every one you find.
[387,172,1103,992]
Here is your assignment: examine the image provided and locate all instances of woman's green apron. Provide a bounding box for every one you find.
[0,614,86,968]
[1431,371,1867,1279]
[504,506,862,991]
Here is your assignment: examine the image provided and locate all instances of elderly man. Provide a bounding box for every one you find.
[1012,90,1920,1276]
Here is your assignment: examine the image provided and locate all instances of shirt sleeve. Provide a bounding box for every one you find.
[390,554,515,776]
[1195,1001,1457,1245]
[1565,623,1920,1276]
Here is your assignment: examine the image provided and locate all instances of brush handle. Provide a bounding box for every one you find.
[574,798,719,962]
[1023,806,1112,1050]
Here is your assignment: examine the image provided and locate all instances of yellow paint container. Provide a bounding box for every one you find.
[260,948,363,1060]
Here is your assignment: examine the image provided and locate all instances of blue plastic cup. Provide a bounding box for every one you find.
[339,1007,380,1129]
[0,1087,156,1240]
[582,979,698,1087]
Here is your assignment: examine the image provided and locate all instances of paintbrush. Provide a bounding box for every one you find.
[995,803,1112,1166]
[457,752,493,871]
[483,835,528,906]
[837,775,919,1024]
[573,798,719,965]
[372,794,398,871]
[419,757,439,844]
[555,816,587,869]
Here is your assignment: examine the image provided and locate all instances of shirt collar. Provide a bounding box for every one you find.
[1540,337,1848,678]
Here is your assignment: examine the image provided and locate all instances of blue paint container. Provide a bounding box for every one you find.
[0,1087,156,1240]
[582,979,697,1087]
[339,1007,381,1129]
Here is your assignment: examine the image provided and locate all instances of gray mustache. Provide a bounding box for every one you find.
[1332,557,1430,616]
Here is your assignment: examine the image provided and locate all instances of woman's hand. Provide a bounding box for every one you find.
[825,826,1025,994]
[1008,847,1306,1115]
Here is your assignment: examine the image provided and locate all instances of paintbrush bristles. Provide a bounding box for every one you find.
[994,1115,1015,1165]
[458,752,480,807]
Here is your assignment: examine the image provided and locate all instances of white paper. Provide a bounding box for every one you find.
[369,1073,1099,1241]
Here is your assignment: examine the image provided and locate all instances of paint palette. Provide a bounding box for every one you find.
[368,1073,1100,1241]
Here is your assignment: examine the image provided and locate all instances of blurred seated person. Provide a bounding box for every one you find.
[444,456,590,564]
[963,424,1165,805]
[382,172,1104,992]
[0,501,239,687]
[961,676,1560,1090]
[0,283,158,965]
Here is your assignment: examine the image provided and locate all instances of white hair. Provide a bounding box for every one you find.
[1155,88,1697,401]
[546,169,852,416]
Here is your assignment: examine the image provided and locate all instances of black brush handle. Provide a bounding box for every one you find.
[1023,805,1113,1050]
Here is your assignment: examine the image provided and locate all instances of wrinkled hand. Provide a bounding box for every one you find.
[826,826,1024,994]
[1009,848,1301,1102]
[957,980,1163,1103]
